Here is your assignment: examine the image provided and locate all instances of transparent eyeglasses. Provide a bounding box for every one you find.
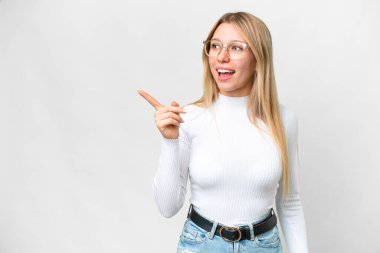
[203,39,250,60]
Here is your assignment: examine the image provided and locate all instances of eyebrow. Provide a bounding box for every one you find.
[210,38,247,44]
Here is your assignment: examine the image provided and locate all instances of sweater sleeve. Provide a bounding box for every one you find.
[275,110,309,253]
[152,124,191,218]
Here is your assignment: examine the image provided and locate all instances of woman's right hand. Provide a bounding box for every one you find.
[137,90,186,139]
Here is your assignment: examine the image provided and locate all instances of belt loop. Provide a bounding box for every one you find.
[207,221,218,240]
[248,223,255,240]
[187,203,193,218]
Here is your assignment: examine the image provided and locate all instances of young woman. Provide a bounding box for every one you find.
[138,11,308,253]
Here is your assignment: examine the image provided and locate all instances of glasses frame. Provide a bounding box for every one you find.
[203,39,250,59]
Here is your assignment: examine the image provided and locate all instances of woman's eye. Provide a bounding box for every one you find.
[211,43,221,49]
[231,45,244,51]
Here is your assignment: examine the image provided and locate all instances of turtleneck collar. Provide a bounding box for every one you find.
[214,92,248,108]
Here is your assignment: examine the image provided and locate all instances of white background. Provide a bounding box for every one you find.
[1,0,379,252]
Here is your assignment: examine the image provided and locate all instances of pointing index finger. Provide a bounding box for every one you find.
[137,90,163,110]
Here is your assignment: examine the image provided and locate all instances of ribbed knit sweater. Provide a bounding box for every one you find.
[152,93,308,253]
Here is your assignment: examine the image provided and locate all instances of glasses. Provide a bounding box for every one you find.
[203,39,250,60]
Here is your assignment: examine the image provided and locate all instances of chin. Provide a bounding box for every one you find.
[217,84,237,92]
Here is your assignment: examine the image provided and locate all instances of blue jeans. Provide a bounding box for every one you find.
[176,210,282,253]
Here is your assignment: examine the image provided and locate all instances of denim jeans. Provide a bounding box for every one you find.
[176,210,282,253]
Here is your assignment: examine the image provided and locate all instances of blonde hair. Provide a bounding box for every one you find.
[190,12,290,197]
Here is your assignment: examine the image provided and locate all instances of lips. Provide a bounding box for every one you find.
[216,68,235,81]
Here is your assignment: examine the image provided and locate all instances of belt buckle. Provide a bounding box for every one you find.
[219,225,242,242]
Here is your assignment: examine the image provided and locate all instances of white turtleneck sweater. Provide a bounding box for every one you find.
[152,93,308,253]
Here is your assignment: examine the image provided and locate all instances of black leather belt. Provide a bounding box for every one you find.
[187,204,277,242]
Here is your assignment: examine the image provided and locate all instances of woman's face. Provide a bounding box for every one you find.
[208,23,256,97]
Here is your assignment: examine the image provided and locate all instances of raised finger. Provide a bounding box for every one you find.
[137,89,162,110]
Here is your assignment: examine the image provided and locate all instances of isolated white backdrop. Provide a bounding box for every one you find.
[1,0,379,252]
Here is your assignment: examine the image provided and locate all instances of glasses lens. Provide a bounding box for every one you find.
[204,40,221,57]
[228,42,246,59]
[204,40,248,59]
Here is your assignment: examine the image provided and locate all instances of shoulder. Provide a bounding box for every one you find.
[279,103,298,139]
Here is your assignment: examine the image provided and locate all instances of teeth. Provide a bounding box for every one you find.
[217,69,235,74]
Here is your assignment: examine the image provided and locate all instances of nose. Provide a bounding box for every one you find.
[217,47,230,63]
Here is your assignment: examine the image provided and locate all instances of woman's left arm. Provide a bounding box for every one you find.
[275,108,309,253]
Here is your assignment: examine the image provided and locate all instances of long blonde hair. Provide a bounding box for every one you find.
[190,12,290,197]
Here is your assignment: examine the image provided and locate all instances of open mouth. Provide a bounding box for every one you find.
[217,68,235,75]
[217,68,235,79]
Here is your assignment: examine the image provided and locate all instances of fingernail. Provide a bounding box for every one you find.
[182,108,187,113]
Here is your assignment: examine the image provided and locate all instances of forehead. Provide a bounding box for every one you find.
[211,23,245,42]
